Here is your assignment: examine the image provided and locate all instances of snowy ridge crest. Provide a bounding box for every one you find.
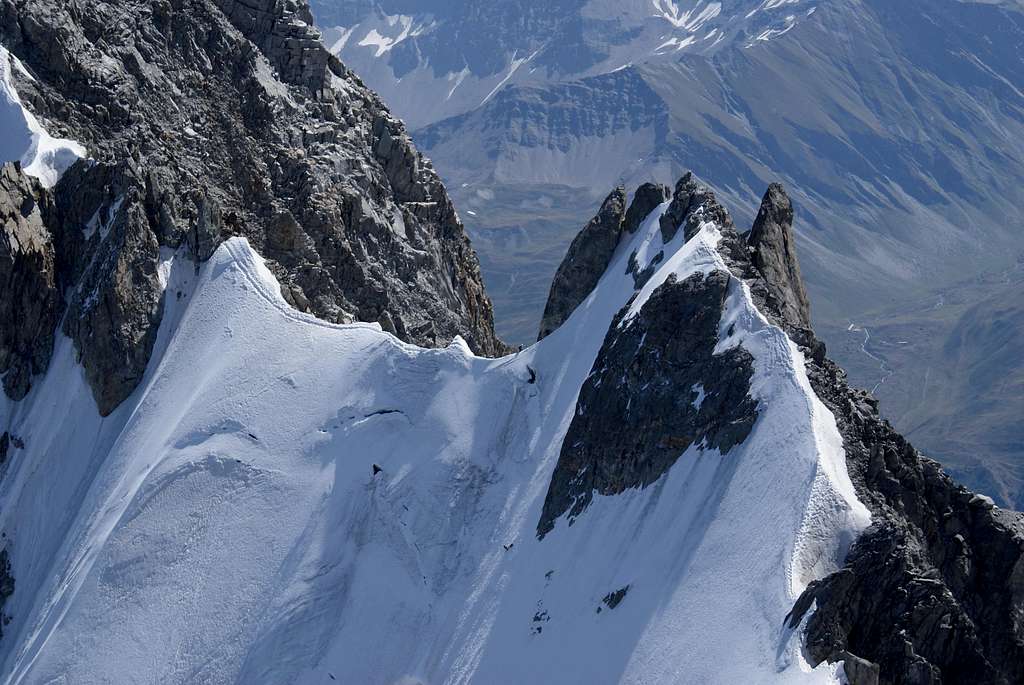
[0,169,871,683]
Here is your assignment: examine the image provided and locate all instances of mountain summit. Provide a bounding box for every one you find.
[0,1,1022,684]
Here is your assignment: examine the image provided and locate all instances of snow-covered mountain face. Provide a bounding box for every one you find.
[0,181,871,684]
[316,0,1024,508]
[2,1,1024,683]
[314,0,816,128]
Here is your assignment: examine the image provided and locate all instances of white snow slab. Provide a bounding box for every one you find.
[0,46,86,187]
[0,198,868,683]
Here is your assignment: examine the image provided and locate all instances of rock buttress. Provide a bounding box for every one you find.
[0,0,508,412]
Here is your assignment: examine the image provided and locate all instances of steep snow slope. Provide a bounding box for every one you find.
[0,198,867,683]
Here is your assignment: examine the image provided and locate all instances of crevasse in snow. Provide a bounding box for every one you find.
[0,198,868,684]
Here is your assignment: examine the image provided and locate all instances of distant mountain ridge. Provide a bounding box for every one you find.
[1,1,1022,682]
[313,0,818,128]
[314,0,1024,508]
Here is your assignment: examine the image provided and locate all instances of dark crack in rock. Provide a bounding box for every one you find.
[746,183,812,329]
[0,548,12,639]
[537,269,758,538]
[537,187,626,341]
[0,0,507,411]
[0,163,61,400]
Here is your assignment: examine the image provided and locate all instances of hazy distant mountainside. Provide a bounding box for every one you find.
[2,1,1024,682]
[314,0,1024,507]
[313,0,816,128]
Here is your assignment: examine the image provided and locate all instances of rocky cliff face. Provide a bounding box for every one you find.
[537,268,759,538]
[538,175,1024,684]
[0,163,59,401]
[537,186,626,340]
[0,0,506,413]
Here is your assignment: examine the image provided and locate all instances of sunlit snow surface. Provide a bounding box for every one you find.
[0,46,85,187]
[0,47,84,187]
[0,201,868,683]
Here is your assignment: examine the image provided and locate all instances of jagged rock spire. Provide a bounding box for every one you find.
[537,187,627,341]
[537,181,674,341]
[746,183,812,329]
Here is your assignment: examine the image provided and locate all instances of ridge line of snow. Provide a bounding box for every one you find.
[0,46,86,187]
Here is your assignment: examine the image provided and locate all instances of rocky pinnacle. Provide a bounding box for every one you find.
[538,173,1024,684]
[747,183,812,329]
[537,187,627,341]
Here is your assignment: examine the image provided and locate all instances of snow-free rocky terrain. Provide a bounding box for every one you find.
[1,1,1024,683]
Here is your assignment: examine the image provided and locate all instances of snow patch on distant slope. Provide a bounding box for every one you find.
[0,47,86,187]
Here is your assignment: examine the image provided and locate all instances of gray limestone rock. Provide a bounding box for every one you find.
[0,0,507,412]
[747,183,812,329]
[0,163,61,400]
[537,269,759,538]
[537,187,626,340]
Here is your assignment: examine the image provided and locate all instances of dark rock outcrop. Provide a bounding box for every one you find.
[537,269,758,538]
[623,182,669,234]
[732,189,1024,685]
[539,171,1024,682]
[658,172,733,244]
[0,548,11,639]
[727,177,1024,684]
[0,431,25,468]
[746,183,812,329]
[788,358,1024,684]
[0,163,61,400]
[537,187,626,341]
[57,163,165,415]
[0,0,507,411]
[538,182,673,340]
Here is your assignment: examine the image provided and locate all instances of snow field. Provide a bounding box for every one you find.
[1,197,866,684]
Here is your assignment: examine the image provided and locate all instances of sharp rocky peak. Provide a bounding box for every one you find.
[537,181,671,341]
[746,182,813,330]
[0,0,507,414]
[537,171,1024,684]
